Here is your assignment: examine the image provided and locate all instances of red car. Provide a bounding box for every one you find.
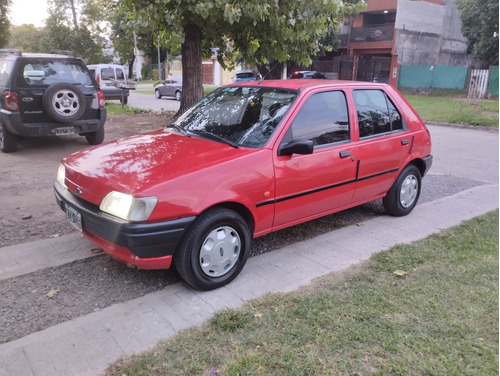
[54,80,432,290]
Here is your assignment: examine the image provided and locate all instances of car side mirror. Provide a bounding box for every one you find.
[278,139,314,156]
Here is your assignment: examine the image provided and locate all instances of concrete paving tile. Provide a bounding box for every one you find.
[0,350,33,376]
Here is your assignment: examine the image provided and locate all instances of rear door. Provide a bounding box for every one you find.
[273,89,358,229]
[350,88,412,202]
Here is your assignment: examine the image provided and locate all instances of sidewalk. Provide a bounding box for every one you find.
[0,183,497,376]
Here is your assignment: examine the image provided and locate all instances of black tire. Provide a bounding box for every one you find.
[383,164,421,217]
[0,122,18,153]
[84,126,105,145]
[155,89,162,99]
[43,83,86,123]
[174,208,251,291]
[175,90,181,101]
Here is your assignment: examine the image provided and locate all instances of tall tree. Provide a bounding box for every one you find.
[457,0,499,66]
[42,0,107,62]
[7,24,45,52]
[0,0,11,48]
[123,0,363,114]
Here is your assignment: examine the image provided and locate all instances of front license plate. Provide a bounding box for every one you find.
[66,205,82,231]
[55,127,75,136]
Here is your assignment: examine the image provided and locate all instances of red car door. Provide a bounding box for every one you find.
[350,88,413,203]
[272,90,358,230]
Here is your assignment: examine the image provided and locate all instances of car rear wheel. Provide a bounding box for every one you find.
[175,90,181,101]
[383,164,421,216]
[174,208,251,291]
[0,122,18,153]
[84,126,105,145]
[43,83,86,123]
[155,89,162,99]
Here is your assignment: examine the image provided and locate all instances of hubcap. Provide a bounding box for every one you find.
[199,226,241,277]
[52,89,80,116]
[400,174,418,208]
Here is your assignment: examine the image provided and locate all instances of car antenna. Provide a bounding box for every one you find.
[259,62,281,84]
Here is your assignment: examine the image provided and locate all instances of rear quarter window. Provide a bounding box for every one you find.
[0,60,14,87]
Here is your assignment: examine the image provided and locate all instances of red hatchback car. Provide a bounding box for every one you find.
[54,80,432,290]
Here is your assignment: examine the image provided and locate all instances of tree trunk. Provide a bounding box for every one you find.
[128,55,135,79]
[179,23,204,115]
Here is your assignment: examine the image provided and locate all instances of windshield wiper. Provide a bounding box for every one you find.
[189,129,239,149]
[166,124,189,136]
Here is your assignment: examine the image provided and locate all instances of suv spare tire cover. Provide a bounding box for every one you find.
[42,83,87,123]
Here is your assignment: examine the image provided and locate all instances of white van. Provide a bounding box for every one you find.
[87,64,129,104]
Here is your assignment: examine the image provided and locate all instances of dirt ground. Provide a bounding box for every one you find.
[0,112,175,248]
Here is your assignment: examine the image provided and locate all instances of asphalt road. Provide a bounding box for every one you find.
[126,89,181,112]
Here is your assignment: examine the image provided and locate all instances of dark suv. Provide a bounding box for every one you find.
[0,50,107,152]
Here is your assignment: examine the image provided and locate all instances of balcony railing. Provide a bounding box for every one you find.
[349,24,394,43]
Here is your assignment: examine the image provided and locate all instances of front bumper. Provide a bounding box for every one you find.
[54,182,196,269]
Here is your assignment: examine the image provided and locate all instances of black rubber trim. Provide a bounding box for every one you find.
[256,167,399,207]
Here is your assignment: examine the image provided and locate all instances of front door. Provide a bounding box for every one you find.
[273,90,358,229]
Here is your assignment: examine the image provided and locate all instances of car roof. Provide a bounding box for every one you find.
[228,79,389,91]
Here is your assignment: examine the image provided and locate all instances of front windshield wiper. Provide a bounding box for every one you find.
[189,129,239,149]
[166,124,190,136]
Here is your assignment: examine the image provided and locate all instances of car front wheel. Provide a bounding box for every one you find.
[174,208,251,290]
[383,164,421,216]
[155,89,162,99]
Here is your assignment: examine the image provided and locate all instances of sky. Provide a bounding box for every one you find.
[10,0,49,27]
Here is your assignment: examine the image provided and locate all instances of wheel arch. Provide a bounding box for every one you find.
[209,201,256,235]
[408,158,427,177]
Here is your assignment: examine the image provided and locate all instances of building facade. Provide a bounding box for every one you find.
[314,0,470,87]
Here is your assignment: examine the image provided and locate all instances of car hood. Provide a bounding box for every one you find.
[63,129,256,205]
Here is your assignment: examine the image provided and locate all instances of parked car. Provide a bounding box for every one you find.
[234,70,257,82]
[155,76,182,101]
[54,79,432,290]
[87,64,130,104]
[0,50,107,153]
[289,70,326,79]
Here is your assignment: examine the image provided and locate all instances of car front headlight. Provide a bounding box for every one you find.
[100,191,158,222]
[57,163,67,189]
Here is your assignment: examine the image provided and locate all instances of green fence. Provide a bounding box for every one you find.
[487,66,499,96]
[398,65,468,89]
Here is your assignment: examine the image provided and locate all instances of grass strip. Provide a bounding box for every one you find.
[404,95,498,127]
[106,211,498,376]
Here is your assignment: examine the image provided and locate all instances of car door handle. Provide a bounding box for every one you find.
[401,139,410,145]
[339,151,351,158]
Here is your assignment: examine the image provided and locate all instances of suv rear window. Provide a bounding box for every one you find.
[19,61,92,87]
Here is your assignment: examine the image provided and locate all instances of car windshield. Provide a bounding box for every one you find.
[170,86,297,148]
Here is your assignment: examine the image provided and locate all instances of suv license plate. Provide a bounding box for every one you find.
[66,205,82,231]
[55,127,75,136]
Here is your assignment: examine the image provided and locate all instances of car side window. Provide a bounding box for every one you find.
[290,91,349,147]
[353,89,405,138]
